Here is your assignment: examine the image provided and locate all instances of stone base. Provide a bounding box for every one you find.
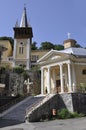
[26,93,86,122]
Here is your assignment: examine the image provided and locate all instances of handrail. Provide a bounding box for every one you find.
[26,96,45,114]
[26,94,54,116]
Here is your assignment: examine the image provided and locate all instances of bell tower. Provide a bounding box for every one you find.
[13,7,33,70]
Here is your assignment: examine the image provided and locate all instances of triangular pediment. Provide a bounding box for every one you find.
[37,49,69,63]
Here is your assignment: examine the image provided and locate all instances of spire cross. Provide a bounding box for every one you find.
[24,3,26,8]
[67,32,71,39]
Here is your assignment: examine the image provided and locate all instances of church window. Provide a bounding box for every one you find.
[19,46,24,54]
[82,69,86,75]
[31,55,39,62]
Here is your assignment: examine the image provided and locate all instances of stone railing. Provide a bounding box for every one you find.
[25,94,55,117]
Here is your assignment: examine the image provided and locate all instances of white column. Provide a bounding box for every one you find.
[64,67,68,87]
[60,64,64,93]
[41,68,44,95]
[72,63,76,92]
[68,63,72,92]
[53,69,56,91]
[47,66,51,94]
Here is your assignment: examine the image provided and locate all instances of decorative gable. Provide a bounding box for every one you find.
[37,49,69,64]
[51,55,61,60]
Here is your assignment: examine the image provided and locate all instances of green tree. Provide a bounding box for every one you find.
[31,42,38,50]
[39,41,54,50]
[75,43,82,48]
[54,44,64,50]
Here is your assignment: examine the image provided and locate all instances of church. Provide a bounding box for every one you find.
[0,7,86,95]
[37,39,86,94]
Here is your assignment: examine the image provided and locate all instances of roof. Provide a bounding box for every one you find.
[37,47,86,64]
[60,47,86,57]
[20,7,29,27]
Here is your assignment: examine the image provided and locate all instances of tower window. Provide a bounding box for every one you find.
[19,46,24,54]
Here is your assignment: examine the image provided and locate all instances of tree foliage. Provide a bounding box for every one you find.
[54,44,64,50]
[31,42,38,50]
[39,41,54,50]
[39,41,64,50]
[13,66,24,74]
[75,43,82,48]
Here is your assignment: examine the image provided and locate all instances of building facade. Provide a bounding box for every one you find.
[37,39,86,94]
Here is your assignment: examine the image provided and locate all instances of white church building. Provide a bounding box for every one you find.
[37,39,86,94]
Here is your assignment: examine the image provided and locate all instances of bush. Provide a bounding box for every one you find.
[57,108,84,119]
[40,109,85,121]
[71,112,84,118]
[13,66,24,74]
[57,108,72,119]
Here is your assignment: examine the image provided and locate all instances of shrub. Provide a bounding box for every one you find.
[57,108,72,119]
[57,108,84,119]
[13,66,24,74]
[71,112,84,118]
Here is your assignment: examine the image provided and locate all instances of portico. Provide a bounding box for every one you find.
[41,60,76,94]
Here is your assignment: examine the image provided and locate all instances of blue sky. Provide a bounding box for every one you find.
[0,0,86,47]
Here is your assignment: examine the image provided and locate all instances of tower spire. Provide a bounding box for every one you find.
[67,32,71,39]
[20,6,29,27]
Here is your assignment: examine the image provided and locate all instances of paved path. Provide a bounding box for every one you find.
[0,117,86,130]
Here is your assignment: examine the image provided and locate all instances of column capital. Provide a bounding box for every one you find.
[41,67,44,70]
[67,60,72,64]
[47,66,51,70]
[59,63,63,66]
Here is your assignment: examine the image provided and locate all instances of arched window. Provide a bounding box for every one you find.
[82,69,86,75]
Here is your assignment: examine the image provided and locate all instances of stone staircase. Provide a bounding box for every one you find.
[0,95,45,122]
[25,94,56,122]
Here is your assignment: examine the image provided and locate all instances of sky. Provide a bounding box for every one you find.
[0,0,86,47]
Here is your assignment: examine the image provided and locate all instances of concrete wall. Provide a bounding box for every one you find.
[26,93,86,122]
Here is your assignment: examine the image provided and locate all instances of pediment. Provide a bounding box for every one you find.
[37,50,69,63]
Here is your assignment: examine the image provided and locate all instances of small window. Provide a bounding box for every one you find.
[31,55,39,62]
[82,69,86,75]
[20,42,24,45]
[19,46,24,54]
